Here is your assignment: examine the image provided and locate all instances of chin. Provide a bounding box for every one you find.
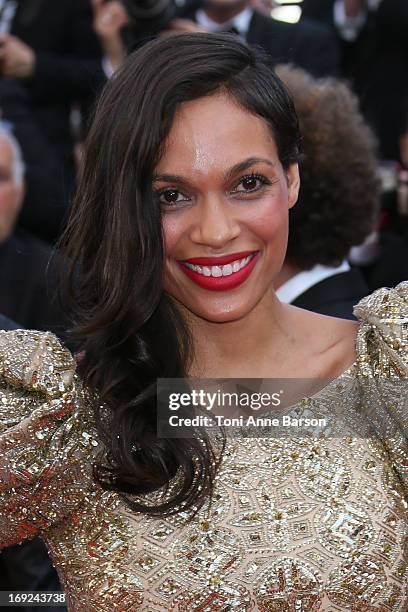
[197,309,247,324]
[173,294,260,325]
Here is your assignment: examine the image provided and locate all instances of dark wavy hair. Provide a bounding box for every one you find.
[61,33,301,517]
[276,65,380,269]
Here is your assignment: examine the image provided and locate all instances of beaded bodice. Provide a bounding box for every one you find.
[0,283,407,611]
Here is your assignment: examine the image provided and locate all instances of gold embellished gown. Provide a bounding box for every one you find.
[0,283,407,611]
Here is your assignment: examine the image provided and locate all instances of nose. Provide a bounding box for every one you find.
[189,196,240,249]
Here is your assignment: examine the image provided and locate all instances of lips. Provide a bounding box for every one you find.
[177,251,260,291]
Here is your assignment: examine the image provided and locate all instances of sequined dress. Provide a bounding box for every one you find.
[0,284,407,611]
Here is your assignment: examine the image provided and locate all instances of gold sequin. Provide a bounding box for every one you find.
[0,282,407,610]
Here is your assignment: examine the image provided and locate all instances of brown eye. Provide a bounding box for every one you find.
[232,174,268,195]
[242,176,259,190]
[156,188,190,206]
[163,189,179,203]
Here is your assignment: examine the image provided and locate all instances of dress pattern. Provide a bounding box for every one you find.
[0,283,407,611]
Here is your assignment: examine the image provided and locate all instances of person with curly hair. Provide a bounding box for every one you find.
[275,65,380,319]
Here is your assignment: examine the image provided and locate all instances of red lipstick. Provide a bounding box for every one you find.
[177,251,260,291]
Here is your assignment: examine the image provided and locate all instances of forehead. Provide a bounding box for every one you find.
[155,93,278,175]
[0,136,13,169]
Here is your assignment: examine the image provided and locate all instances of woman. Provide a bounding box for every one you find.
[0,34,407,610]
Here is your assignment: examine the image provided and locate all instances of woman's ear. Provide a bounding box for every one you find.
[286,163,300,209]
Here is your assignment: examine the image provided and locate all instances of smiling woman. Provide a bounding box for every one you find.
[0,33,407,611]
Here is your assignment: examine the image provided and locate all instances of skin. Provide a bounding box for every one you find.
[154,93,358,382]
[0,136,24,244]
[274,260,301,289]
[91,0,129,71]
[344,0,366,18]
[202,0,250,23]
[0,35,35,78]
[166,0,249,34]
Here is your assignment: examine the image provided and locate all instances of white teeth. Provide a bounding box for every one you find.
[184,254,255,277]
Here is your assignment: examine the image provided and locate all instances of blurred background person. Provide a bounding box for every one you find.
[300,0,408,165]
[0,122,66,335]
[274,65,380,318]
[0,122,23,242]
[0,0,105,243]
[168,0,340,77]
[0,119,67,612]
[299,0,408,279]
[91,0,130,73]
[94,0,340,77]
[0,80,71,243]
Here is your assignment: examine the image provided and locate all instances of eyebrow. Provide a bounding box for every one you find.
[152,157,276,184]
[225,157,276,181]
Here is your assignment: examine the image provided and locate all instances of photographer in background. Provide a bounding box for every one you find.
[91,0,129,73]
[0,0,105,242]
[0,0,104,162]
[92,0,180,73]
[93,0,339,78]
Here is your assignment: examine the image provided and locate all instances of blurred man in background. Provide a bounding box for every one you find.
[94,0,340,77]
[0,122,66,611]
[0,122,66,334]
[0,79,70,242]
[301,0,408,164]
[173,0,340,77]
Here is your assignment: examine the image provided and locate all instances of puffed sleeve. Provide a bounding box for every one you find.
[0,330,98,547]
[353,281,408,495]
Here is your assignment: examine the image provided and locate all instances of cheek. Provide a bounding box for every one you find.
[0,185,14,200]
[0,187,19,213]
[161,213,190,294]
[247,194,289,243]
[162,213,189,258]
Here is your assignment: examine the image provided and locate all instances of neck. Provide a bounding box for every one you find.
[274,260,301,290]
[203,1,249,24]
[182,288,297,378]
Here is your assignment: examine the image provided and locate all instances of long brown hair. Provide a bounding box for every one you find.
[61,33,301,517]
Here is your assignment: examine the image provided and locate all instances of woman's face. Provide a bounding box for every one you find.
[153,92,299,323]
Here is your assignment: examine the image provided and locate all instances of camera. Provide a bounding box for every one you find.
[121,0,178,34]
[111,0,178,51]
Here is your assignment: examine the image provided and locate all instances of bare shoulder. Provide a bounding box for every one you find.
[283,304,359,378]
